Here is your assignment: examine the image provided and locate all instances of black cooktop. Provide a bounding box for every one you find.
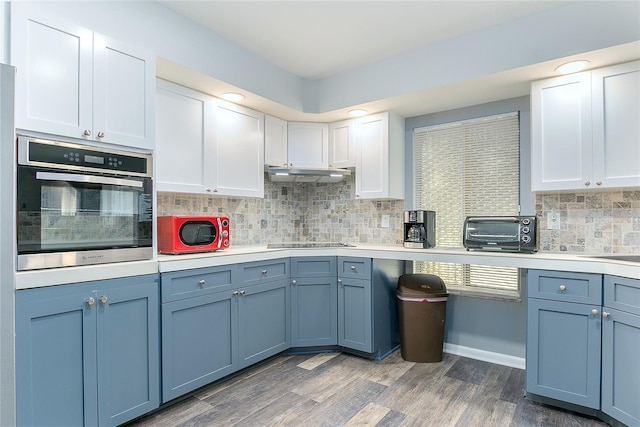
[267,242,356,249]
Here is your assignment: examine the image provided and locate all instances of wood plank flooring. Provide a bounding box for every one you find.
[127,351,607,427]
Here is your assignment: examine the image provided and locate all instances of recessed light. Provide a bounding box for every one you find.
[221,92,245,102]
[555,60,590,75]
[348,109,368,117]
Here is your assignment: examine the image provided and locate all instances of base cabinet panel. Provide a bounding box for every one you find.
[16,275,159,427]
[338,277,372,353]
[161,291,237,402]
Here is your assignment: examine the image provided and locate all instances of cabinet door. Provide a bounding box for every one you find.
[15,286,98,427]
[211,100,264,197]
[96,278,159,427]
[329,119,355,168]
[355,112,404,200]
[265,115,288,167]
[93,33,155,150]
[592,61,640,189]
[530,73,593,191]
[287,122,329,168]
[161,290,237,402]
[525,298,601,408]
[11,4,93,138]
[238,280,290,369]
[338,277,372,353]
[601,307,640,426]
[155,80,213,193]
[291,276,338,347]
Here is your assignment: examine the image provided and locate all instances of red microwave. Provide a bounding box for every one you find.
[157,216,230,254]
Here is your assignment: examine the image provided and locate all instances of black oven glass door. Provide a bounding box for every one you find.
[17,166,152,255]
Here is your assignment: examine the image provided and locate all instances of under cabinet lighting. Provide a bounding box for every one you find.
[555,60,590,75]
[348,109,368,117]
[221,92,245,102]
[275,172,289,176]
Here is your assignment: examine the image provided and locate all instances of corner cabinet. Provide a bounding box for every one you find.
[10,4,155,150]
[329,119,356,168]
[15,275,160,427]
[287,122,329,168]
[355,112,405,200]
[531,60,640,191]
[264,115,288,167]
[155,80,265,197]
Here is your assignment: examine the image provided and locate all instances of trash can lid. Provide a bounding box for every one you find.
[397,274,448,298]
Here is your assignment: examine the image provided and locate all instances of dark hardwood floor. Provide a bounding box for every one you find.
[128,351,607,427]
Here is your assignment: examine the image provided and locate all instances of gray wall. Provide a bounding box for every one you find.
[404,96,532,359]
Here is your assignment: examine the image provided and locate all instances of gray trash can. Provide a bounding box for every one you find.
[396,274,448,362]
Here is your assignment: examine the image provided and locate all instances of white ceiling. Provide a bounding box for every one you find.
[157,1,640,121]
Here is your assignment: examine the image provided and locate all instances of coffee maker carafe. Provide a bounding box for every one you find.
[403,210,436,248]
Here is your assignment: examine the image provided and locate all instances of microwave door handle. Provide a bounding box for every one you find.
[217,217,222,248]
[35,171,143,188]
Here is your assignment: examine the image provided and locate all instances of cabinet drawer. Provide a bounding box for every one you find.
[528,270,602,304]
[161,266,235,302]
[604,275,640,315]
[239,259,290,286]
[291,257,336,277]
[338,257,371,280]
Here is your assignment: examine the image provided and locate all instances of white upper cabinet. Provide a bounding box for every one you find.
[156,80,212,194]
[531,61,640,191]
[10,4,155,150]
[156,80,264,198]
[591,61,640,189]
[329,119,356,168]
[210,100,264,198]
[355,112,404,200]
[287,122,329,168]
[264,115,288,167]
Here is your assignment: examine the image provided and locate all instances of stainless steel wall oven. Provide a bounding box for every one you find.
[16,136,153,270]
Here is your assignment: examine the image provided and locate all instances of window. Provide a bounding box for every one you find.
[412,112,521,299]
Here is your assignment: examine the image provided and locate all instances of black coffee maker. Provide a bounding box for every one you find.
[403,210,436,248]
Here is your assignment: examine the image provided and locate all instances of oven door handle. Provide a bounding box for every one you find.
[35,171,143,188]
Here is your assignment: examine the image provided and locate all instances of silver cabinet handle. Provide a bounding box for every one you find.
[596,181,602,186]
[86,297,95,307]
[591,308,599,316]
[233,291,239,297]
[291,280,297,285]
[83,129,92,136]
[602,311,610,318]
[337,279,342,285]
[350,266,356,271]
[239,290,246,296]
[585,181,591,186]
[99,295,108,305]
[198,279,206,287]
[97,131,105,138]
[206,188,212,193]
[262,270,268,275]
[559,285,566,292]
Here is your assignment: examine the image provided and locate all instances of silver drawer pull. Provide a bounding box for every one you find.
[559,285,566,292]
[86,297,95,307]
[198,280,206,287]
[337,279,342,285]
[99,295,108,305]
[233,291,239,297]
[350,266,356,271]
[261,270,268,275]
[591,309,599,316]
[239,290,246,296]
[602,311,610,318]
[291,280,297,285]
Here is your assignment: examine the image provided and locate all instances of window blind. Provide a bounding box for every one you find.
[413,112,521,298]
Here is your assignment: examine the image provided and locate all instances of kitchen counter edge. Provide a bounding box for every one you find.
[16,245,640,289]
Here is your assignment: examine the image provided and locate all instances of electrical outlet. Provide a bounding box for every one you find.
[381,214,390,228]
[547,212,561,230]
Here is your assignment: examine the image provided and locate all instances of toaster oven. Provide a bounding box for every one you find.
[463,216,538,253]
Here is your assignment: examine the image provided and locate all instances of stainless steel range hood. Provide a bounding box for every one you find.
[268,166,351,183]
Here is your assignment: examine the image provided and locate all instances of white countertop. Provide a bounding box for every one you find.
[16,245,640,289]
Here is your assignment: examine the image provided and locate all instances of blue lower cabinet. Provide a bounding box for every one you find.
[16,275,160,427]
[238,279,290,369]
[161,290,237,402]
[526,298,602,408]
[338,277,372,353]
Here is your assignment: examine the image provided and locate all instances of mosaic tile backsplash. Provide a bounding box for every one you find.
[535,190,640,254]
[157,174,406,246]
[158,178,640,254]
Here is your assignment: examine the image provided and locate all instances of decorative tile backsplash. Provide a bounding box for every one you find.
[157,174,405,246]
[158,180,640,254]
[535,190,640,254]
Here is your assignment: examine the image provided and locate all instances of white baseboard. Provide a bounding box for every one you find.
[443,343,526,370]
